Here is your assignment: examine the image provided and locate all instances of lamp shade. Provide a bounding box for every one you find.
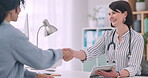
[36,19,58,46]
[43,19,58,36]
[44,24,58,36]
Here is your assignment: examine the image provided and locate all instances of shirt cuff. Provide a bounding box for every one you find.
[55,49,63,60]
[116,71,120,77]
[24,69,36,78]
[124,68,135,77]
[48,49,63,61]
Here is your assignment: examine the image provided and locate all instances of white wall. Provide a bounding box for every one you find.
[69,0,115,71]
[69,0,114,71]
[70,0,88,50]
[68,0,88,71]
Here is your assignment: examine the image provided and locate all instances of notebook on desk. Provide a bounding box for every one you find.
[90,65,116,77]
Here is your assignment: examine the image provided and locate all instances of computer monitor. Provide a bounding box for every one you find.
[24,13,29,37]
[10,12,29,38]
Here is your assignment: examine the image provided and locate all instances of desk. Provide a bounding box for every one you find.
[54,69,90,78]
[55,70,148,78]
[30,69,148,78]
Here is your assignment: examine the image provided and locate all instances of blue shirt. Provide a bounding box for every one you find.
[0,21,63,78]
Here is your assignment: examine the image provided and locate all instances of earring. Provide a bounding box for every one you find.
[123,17,126,23]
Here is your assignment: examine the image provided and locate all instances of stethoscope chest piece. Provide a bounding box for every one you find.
[127,53,131,59]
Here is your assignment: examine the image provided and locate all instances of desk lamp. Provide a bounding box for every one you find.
[36,19,58,46]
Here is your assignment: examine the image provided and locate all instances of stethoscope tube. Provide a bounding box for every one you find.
[107,28,131,63]
[107,30,116,51]
[128,26,131,57]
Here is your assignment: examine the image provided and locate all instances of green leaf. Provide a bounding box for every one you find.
[137,0,144,2]
[143,32,148,44]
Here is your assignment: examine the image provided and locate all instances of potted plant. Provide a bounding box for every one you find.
[88,8,98,21]
[141,32,148,75]
[136,0,146,11]
[138,0,144,2]
[88,8,98,28]
[143,32,148,60]
[143,32,148,45]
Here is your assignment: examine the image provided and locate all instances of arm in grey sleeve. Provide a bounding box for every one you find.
[124,35,144,76]
[10,32,63,69]
[24,69,36,78]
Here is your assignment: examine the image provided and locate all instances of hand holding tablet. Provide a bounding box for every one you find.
[90,65,116,77]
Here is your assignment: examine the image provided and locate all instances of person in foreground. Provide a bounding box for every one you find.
[65,1,144,77]
[0,0,73,78]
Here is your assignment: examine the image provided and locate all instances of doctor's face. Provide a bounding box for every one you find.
[108,8,126,27]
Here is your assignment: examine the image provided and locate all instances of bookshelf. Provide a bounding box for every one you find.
[82,27,112,72]
[133,11,148,60]
[82,27,112,48]
[133,11,148,35]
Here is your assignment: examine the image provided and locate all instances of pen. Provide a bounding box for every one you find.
[49,74,61,77]
[45,73,61,77]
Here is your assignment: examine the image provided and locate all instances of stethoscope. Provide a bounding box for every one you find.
[106,29,131,64]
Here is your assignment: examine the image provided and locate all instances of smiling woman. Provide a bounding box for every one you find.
[64,1,144,77]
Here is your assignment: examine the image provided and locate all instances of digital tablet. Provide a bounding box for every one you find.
[90,65,116,77]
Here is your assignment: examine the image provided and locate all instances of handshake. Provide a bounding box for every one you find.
[62,48,86,61]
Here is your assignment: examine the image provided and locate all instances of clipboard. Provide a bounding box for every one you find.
[90,65,116,77]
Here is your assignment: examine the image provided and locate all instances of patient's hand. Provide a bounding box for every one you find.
[62,49,73,61]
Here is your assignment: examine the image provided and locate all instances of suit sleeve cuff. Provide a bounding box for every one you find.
[24,69,36,78]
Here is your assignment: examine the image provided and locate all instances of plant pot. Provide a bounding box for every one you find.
[128,0,136,11]
[146,38,148,60]
[136,2,146,11]
[134,20,141,32]
[89,20,97,28]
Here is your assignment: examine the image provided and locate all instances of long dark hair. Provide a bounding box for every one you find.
[0,0,25,25]
[109,1,133,27]
[109,1,132,55]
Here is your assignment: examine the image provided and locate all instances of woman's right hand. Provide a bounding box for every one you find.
[63,48,86,60]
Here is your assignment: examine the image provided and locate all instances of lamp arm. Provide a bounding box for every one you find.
[36,25,44,46]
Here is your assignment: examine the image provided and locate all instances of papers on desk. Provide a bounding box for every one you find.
[28,69,61,77]
[28,69,54,74]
